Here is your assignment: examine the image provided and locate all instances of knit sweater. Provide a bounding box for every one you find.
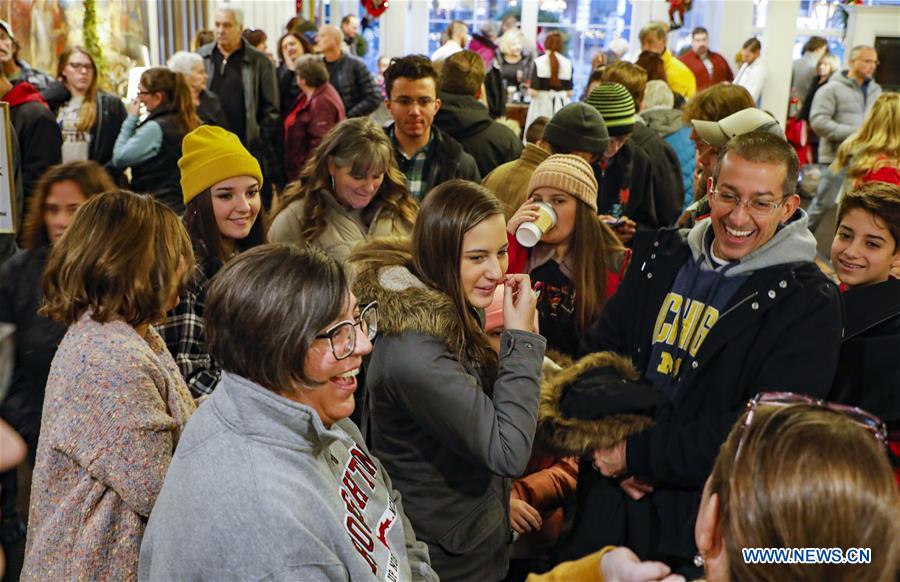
[21,314,195,582]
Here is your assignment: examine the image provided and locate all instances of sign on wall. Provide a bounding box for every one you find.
[0,103,15,234]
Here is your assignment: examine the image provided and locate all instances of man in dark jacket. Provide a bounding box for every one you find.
[384,55,479,200]
[564,132,842,575]
[316,25,381,118]
[199,7,279,205]
[434,50,522,177]
[0,67,62,202]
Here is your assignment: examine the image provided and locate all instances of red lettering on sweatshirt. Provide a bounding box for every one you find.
[343,472,370,509]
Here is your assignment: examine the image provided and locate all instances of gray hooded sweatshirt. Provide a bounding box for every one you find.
[138,372,436,582]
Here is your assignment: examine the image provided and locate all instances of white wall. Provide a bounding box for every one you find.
[845,4,900,64]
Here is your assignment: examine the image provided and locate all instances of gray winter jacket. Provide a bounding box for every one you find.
[353,242,546,581]
[138,372,436,582]
[809,71,882,163]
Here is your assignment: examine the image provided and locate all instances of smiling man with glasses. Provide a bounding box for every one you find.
[383,55,479,200]
[570,130,842,575]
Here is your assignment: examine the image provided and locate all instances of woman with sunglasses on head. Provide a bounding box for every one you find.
[270,117,417,267]
[112,66,200,213]
[528,393,899,581]
[139,244,437,581]
[47,47,126,171]
[159,125,267,398]
[350,180,545,581]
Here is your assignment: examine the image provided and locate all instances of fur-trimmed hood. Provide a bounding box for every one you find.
[536,351,658,455]
[351,238,471,362]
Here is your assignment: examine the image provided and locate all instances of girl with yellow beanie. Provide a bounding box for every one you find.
[506,154,627,357]
[158,125,267,397]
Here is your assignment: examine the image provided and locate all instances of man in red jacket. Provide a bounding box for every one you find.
[678,27,733,91]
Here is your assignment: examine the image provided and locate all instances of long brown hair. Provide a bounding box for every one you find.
[273,117,417,243]
[140,67,200,133]
[56,46,99,132]
[708,405,899,582]
[183,189,268,276]
[544,31,564,90]
[21,161,116,250]
[41,190,194,327]
[411,180,502,385]
[568,204,624,333]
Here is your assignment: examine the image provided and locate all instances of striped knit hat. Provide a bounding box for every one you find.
[585,82,636,136]
[527,154,599,212]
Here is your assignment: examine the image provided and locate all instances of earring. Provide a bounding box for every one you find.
[693,553,705,568]
[330,174,335,192]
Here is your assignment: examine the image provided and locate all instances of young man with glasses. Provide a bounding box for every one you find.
[384,55,479,200]
[564,131,842,576]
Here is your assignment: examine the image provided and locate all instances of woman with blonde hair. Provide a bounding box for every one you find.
[21,191,196,581]
[50,46,126,169]
[113,66,200,212]
[832,92,900,186]
[269,116,417,265]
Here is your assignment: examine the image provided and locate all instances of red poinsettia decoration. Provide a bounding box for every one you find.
[363,0,389,17]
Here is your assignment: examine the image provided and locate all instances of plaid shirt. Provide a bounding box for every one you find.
[392,129,432,201]
[158,265,220,397]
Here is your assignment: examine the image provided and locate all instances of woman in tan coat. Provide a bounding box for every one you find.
[269,117,417,266]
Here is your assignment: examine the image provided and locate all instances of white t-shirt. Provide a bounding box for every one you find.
[57,96,91,162]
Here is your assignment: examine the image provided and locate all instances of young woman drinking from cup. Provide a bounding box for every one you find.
[507,155,627,357]
[350,180,545,581]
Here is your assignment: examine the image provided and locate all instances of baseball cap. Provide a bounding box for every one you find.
[0,20,13,41]
[691,108,783,148]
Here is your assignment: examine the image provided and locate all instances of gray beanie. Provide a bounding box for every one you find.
[541,103,610,155]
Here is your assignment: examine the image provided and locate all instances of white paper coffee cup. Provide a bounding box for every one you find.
[515,202,557,247]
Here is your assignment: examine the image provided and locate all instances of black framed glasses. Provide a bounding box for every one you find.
[734,391,887,462]
[315,301,378,361]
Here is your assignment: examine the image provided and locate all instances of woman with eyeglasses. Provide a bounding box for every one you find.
[350,180,545,581]
[159,125,267,398]
[112,66,200,213]
[527,393,899,581]
[282,55,346,183]
[139,244,437,581]
[269,117,417,267]
[48,47,126,171]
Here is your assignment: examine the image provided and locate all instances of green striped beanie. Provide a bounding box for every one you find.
[585,82,636,136]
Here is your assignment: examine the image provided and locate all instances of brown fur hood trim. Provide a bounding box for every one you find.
[351,238,468,358]
[536,351,656,455]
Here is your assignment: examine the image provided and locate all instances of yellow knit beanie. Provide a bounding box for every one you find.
[179,125,264,205]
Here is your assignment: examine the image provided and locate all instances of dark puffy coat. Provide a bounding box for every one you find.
[323,53,381,118]
[829,278,900,423]
[566,224,842,564]
[0,246,65,453]
[197,89,228,129]
[129,105,186,213]
[5,82,62,199]
[629,123,684,227]
[434,91,523,177]
[387,124,481,198]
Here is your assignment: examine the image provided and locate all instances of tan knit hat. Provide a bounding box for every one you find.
[527,154,599,212]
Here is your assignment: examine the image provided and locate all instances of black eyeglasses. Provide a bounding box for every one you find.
[315,301,378,360]
[734,391,887,462]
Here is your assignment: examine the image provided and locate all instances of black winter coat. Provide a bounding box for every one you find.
[629,123,683,227]
[594,141,656,229]
[8,94,62,199]
[563,227,842,564]
[0,246,66,452]
[829,279,900,423]
[434,91,522,177]
[387,124,481,198]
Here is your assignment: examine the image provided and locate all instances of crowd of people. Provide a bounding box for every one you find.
[0,7,898,582]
